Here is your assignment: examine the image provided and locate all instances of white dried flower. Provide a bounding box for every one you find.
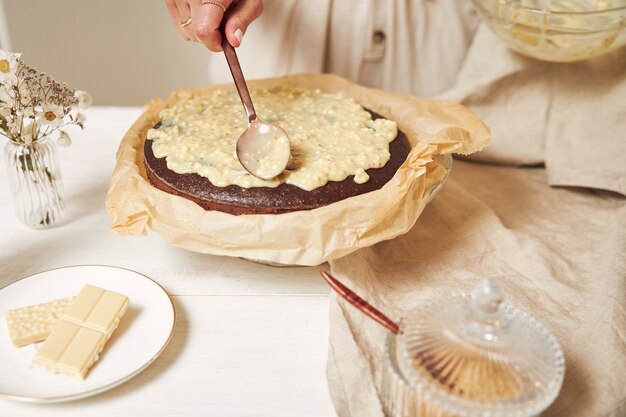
[36,103,66,126]
[74,90,92,109]
[0,50,21,83]
[56,130,71,147]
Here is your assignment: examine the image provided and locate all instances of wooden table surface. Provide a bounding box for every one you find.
[0,108,336,417]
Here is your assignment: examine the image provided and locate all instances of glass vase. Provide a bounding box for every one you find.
[4,138,65,228]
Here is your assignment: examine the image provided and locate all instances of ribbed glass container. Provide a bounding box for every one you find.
[4,138,65,229]
[381,279,565,417]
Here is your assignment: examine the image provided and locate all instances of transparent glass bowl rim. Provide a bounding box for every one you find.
[393,293,566,417]
[474,0,626,15]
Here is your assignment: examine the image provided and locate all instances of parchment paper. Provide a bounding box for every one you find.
[105,73,490,266]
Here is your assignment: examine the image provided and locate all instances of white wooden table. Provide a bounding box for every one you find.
[0,108,336,417]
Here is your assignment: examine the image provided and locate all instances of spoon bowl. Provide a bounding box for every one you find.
[236,120,291,180]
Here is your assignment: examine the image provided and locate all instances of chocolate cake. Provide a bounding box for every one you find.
[143,87,411,215]
[144,111,410,215]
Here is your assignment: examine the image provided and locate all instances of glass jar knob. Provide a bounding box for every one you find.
[463,278,511,343]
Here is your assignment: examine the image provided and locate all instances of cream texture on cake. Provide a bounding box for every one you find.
[146,87,398,191]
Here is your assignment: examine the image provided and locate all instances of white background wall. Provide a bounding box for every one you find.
[3,0,215,106]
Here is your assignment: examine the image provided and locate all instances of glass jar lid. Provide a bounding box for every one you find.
[395,279,565,417]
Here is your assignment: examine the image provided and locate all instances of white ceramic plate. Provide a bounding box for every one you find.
[0,265,176,403]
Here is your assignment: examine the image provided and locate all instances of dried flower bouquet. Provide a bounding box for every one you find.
[0,50,91,228]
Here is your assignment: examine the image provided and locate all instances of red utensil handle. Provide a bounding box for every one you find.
[320,271,399,334]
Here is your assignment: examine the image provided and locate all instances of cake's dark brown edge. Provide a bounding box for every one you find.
[143,111,411,215]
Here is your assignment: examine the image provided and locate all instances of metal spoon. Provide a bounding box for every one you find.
[220,27,291,180]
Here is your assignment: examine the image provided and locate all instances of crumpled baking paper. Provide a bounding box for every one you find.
[105,73,490,266]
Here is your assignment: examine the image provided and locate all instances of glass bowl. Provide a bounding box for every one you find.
[472,0,626,62]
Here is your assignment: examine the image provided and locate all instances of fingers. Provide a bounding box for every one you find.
[224,0,263,48]
[190,0,233,51]
[164,0,192,41]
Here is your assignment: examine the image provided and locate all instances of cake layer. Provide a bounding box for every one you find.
[144,111,410,215]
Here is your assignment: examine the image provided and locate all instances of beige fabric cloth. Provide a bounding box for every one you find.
[441,26,626,195]
[327,160,626,417]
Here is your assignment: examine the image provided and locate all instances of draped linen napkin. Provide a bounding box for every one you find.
[326,160,626,417]
[440,26,626,196]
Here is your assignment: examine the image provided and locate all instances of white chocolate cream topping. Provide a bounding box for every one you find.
[147,87,398,191]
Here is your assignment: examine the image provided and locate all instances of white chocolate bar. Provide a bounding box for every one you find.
[33,285,128,379]
[5,297,75,347]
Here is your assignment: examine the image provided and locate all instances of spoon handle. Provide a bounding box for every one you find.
[220,27,257,123]
[320,271,400,334]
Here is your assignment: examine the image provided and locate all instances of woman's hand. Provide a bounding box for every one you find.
[164,0,263,51]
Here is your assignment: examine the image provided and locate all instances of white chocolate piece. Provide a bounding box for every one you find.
[33,285,128,379]
[5,297,75,347]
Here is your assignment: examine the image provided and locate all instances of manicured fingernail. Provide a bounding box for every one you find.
[234,28,244,45]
